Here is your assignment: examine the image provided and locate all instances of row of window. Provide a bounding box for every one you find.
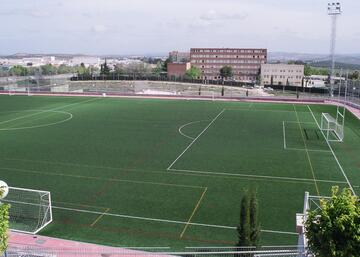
[262,69,303,73]
[263,75,303,79]
[197,65,260,69]
[192,60,264,64]
[202,70,258,75]
[191,55,266,59]
[192,49,265,54]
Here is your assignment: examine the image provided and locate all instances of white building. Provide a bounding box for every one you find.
[261,63,304,86]
[71,56,100,67]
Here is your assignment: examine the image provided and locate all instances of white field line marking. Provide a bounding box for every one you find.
[286,148,331,153]
[283,121,287,149]
[167,109,225,170]
[180,187,208,238]
[282,120,331,153]
[261,230,298,235]
[226,108,294,114]
[0,110,73,131]
[51,205,296,235]
[249,102,254,109]
[285,121,316,125]
[0,97,98,126]
[170,168,348,185]
[53,205,234,229]
[0,167,205,190]
[293,104,320,196]
[1,158,332,186]
[178,120,209,140]
[90,208,110,227]
[307,105,356,195]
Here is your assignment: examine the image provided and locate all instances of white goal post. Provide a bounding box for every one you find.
[320,112,344,142]
[1,186,53,234]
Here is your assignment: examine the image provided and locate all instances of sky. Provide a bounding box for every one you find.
[0,0,359,55]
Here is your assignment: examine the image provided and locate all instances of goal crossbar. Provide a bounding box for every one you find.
[1,186,53,234]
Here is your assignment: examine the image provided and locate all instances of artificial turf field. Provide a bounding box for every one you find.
[0,95,359,249]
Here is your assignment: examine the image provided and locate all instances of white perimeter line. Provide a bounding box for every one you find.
[169,168,348,185]
[52,205,296,235]
[167,109,225,170]
[307,105,356,195]
[283,121,287,149]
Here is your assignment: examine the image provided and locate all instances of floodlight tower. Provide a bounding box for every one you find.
[327,2,342,96]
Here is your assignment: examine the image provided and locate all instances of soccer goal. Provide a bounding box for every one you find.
[320,112,344,142]
[321,73,348,142]
[1,186,53,234]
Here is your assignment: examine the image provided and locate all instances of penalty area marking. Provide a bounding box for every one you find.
[0,110,73,131]
[178,120,210,140]
[167,109,225,170]
[307,105,356,195]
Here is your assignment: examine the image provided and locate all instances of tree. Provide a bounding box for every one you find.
[100,60,111,76]
[237,190,251,246]
[40,64,57,75]
[185,66,201,79]
[249,190,260,247]
[9,65,29,76]
[350,71,359,80]
[270,75,274,86]
[77,63,91,76]
[220,66,233,80]
[0,187,10,254]
[305,186,360,257]
[237,189,260,247]
[286,78,290,86]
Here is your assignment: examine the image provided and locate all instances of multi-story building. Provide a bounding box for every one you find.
[261,63,304,87]
[190,48,267,82]
[169,51,190,63]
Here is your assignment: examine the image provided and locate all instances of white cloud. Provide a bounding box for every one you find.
[200,10,248,21]
[91,25,109,33]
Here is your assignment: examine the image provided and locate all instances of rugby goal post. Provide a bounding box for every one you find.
[0,186,53,234]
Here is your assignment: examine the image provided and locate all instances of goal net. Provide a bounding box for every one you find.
[320,112,344,142]
[1,187,52,234]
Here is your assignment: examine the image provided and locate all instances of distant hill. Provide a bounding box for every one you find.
[269,52,360,67]
[309,60,360,70]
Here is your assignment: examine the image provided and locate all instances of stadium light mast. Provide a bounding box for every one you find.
[327,2,342,96]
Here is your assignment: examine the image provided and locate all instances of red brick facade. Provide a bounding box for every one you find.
[190,48,267,82]
[167,62,191,78]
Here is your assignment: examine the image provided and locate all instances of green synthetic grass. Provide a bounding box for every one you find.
[0,95,359,249]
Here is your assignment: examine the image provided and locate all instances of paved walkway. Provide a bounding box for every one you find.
[8,232,171,256]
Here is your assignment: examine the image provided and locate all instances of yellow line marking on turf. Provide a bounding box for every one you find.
[90,208,110,227]
[179,187,208,239]
[293,104,320,196]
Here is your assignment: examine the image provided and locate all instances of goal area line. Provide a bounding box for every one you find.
[282,121,332,153]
